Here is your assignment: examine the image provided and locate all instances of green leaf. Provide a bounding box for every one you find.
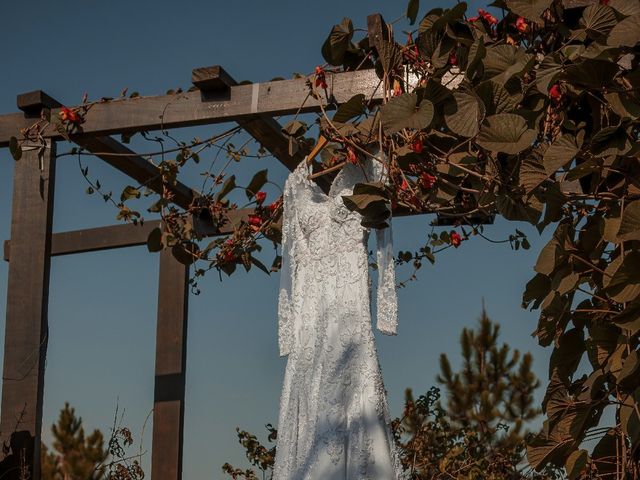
[465,38,486,80]
[444,92,485,137]
[565,449,590,480]
[171,242,199,266]
[380,93,434,134]
[519,156,547,193]
[147,227,163,253]
[484,45,534,82]
[618,350,640,391]
[250,256,270,275]
[617,200,640,241]
[564,59,618,88]
[536,53,564,95]
[333,94,366,123]
[507,0,552,23]
[406,0,420,25]
[543,134,578,176]
[605,251,640,303]
[607,13,640,47]
[215,175,236,201]
[621,388,640,442]
[120,185,141,202]
[565,158,600,181]
[580,4,617,39]
[475,80,522,115]
[9,136,22,161]
[282,120,307,137]
[321,18,354,66]
[245,169,268,199]
[549,328,584,381]
[476,114,537,154]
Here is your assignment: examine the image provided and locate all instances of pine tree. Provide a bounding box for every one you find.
[396,307,554,479]
[436,307,540,451]
[41,403,108,480]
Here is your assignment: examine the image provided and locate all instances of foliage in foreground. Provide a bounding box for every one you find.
[223,311,558,479]
[38,403,145,480]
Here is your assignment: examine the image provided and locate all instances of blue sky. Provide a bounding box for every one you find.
[0,0,554,477]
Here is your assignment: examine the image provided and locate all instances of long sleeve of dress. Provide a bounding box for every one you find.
[370,156,398,336]
[278,179,297,357]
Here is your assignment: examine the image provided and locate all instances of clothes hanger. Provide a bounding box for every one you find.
[305,134,328,165]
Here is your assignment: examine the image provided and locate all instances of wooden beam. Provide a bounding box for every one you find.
[0,140,56,480]
[3,209,253,261]
[192,65,331,191]
[0,69,383,147]
[16,90,61,116]
[151,244,189,480]
[71,135,198,211]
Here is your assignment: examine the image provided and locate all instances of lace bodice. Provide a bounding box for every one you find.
[278,156,398,357]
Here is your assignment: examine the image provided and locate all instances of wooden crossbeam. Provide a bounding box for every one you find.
[0,69,383,147]
[3,209,252,261]
[191,65,331,191]
[71,135,198,210]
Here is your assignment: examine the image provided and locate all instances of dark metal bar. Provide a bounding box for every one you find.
[0,140,56,480]
[151,245,189,480]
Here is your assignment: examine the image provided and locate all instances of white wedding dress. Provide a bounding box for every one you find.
[274,156,402,479]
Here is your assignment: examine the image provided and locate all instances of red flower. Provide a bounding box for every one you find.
[549,84,562,102]
[515,17,529,33]
[392,81,403,97]
[268,201,280,213]
[315,66,328,89]
[476,8,498,25]
[59,106,82,124]
[255,191,267,204]
[419,173,436,190]
[411,139,424,153]
[450,231,462,248]
[223,251,236,263]
[346,147,358,164]
[468,15,479,21]
[400,178,409,191]
[449,51,458,66]
[248,215,262,227]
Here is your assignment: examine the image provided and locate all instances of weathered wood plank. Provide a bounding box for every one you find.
[0,141,56,480]
[190,65,332,190]
[3,209,253,261]
[72,135,198,210]
[151,245,189,480]
[17,90,61,116]
[0,69,383,147]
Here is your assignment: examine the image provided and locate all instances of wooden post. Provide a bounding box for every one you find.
[151,246,189,480]
[0,139,56,480]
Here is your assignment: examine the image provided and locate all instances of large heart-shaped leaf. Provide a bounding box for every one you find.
[507,0,552,24]
[543,134,578,176]
[607,13,640,47]
[380,92,434,134]
[246,169,268,199]
[475,80,522,115]
[484,45,534,82]
[580,4,617,39]
[333,94,366,123]
[321,18,354,66]
[476,113,537,153]
[444,92,485,137]
[617,200,640,241]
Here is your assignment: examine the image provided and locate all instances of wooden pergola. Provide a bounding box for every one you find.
[0,14,479,480]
